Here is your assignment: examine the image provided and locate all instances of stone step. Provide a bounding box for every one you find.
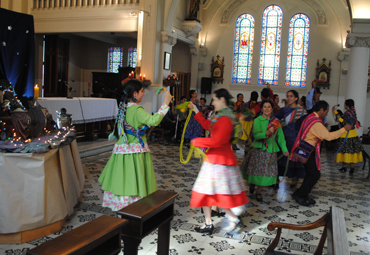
[77,139,116,158]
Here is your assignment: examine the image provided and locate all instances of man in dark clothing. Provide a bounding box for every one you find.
[291,101,352,206]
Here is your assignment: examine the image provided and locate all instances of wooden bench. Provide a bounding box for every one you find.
[26,215,127,255]
[362,144,370,179]
[117,190,178,255]
[264,206,349,255]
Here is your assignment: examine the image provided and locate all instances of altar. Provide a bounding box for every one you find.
[37,97,118,124]
[37,97,118,140]
[0,140,84,244]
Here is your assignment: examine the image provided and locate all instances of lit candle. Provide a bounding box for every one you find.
[34,84,39,99]
[143,74,146,79]
[139,74,142,80]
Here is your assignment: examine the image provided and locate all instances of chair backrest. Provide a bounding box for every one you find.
[326,206,350,255]
[264,206,349,255]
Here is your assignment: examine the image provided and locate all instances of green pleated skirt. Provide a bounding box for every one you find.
[98,152,157,197]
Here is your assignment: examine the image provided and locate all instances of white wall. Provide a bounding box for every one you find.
[171,40,192,73]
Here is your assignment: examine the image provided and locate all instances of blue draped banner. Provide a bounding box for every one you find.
[0,8,35,98]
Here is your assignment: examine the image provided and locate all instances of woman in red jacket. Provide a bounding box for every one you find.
[189,88,248,235]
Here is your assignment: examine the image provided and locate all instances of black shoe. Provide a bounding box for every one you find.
[305,195,316,205]
[338,167,347,173]
[249,184,255,194]
[292,193,310,206]
[256,194,263,202]
[273,183,279,190]
[200,208,225,217]
[211,210,226,217]
[194,223,214,235]
[349,168,355,175]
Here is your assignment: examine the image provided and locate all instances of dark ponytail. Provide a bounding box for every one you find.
[214,88,234,109]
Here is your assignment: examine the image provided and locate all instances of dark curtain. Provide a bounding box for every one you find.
[0,8,35,98]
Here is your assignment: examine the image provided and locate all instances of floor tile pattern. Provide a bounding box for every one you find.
[1,141,370,255]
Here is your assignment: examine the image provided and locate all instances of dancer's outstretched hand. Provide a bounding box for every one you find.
[164,90,172,105]
[189,102,199,114]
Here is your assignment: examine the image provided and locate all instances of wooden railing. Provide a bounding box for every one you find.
[33,0,139,9]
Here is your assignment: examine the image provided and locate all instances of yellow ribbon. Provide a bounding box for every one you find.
[179,108,207,164]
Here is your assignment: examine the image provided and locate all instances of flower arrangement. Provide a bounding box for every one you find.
[167,73,178,80]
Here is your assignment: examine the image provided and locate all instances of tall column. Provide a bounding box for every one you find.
[345,30,370,136]
[189,45,199,91]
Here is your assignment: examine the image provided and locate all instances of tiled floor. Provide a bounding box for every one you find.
[1,141,370,255]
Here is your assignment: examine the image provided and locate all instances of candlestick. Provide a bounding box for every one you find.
[34,84,39,99]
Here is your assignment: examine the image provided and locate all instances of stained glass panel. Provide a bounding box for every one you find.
[285,13,310,87]
[258,5,283,85]
[232,13,255,84]
[128,47,137,68]
[107,47,124,73]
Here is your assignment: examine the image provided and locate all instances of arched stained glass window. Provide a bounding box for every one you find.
[232,14,255,84]
[285,14,310,87]
[258,5,283,85]
[128,47,137,68]
[108,47,123,73]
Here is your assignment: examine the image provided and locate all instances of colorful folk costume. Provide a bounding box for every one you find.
[98,102,169,211]
[291,113,347,205]
[234,101,245,118]
[334,108,363,164]
[242,115,288,186]
[190,107,248,209]
[239,105,255,144]
[275,106,306,179]
[184,100,203,139]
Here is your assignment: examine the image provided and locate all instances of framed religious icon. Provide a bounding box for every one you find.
[164,52,171,70]
[213,67,222,78]
[211,55,225,83]
[315,58,331,89]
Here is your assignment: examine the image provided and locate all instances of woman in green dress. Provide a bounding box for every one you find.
[244,100,289,202]
[99,80,173,211]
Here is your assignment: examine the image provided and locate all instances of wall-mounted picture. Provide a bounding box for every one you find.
[319,71,327,82]
[164,52,171,70]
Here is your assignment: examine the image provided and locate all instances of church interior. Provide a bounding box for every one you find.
[1,0,370,254]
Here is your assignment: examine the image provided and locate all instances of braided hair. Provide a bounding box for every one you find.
[345,99,360,126]
[109,80,143,140]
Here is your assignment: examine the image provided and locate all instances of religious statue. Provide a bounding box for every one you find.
[187,0,200,21]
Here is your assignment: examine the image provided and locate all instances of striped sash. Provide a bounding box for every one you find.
[290,113,323,170]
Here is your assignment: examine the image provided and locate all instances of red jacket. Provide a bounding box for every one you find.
[192,112,237,165]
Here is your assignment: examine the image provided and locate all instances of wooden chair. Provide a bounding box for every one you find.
[26,215,127,255]
[147,127,165,143]
[265,206,349,255]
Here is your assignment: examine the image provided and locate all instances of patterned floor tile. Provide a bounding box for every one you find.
[0,142,370,255]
